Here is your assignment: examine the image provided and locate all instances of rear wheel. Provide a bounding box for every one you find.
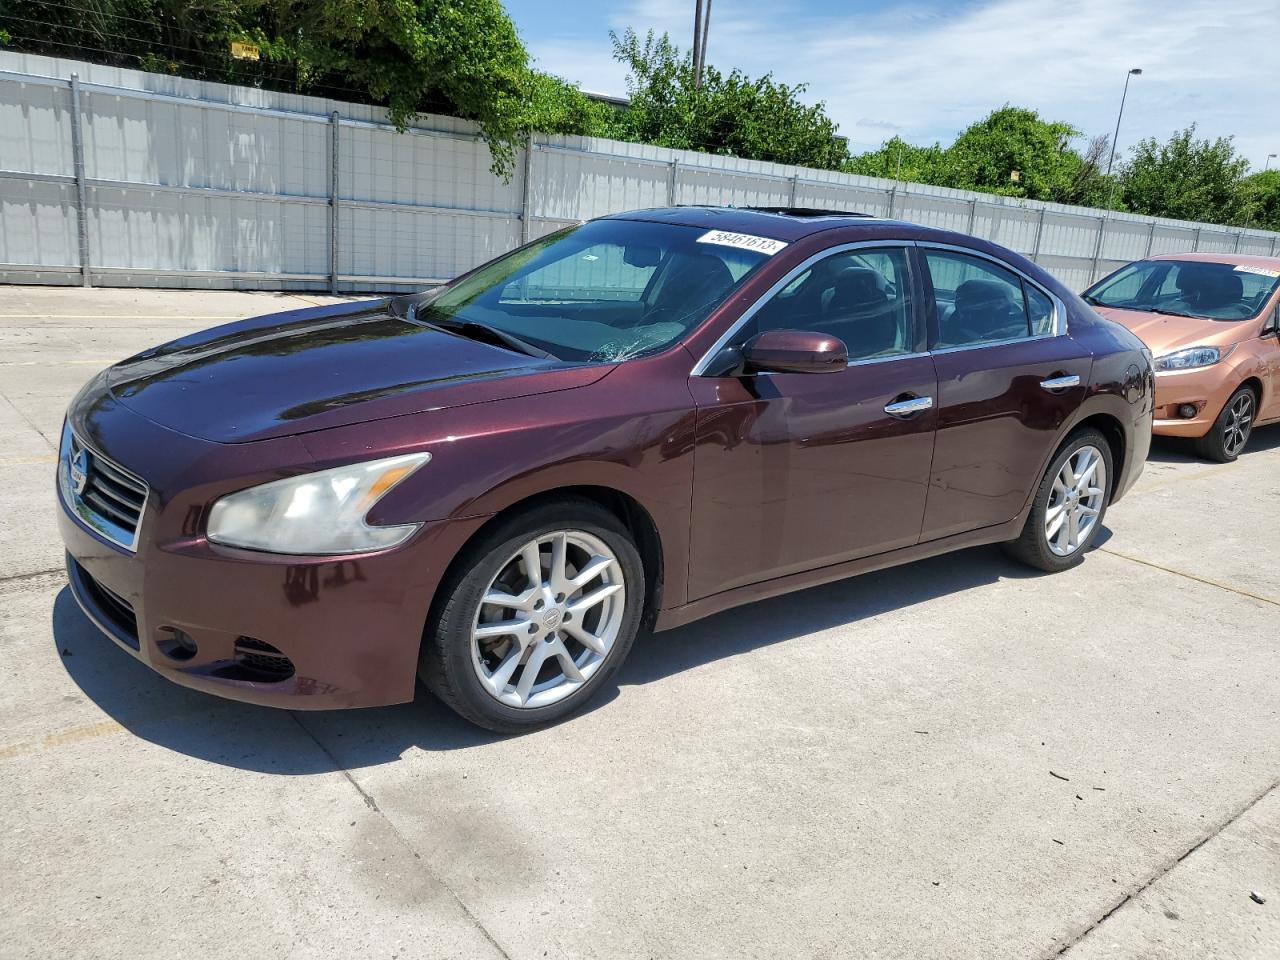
[1004,428,1113,573]
[1193,385,1255,463]
[420,499,645,733]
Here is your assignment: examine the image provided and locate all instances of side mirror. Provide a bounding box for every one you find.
[1265,305,1280,337]
[741,329,848,375]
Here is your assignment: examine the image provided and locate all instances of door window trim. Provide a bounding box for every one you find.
[690,240,924,376]
[916,241,1067,355]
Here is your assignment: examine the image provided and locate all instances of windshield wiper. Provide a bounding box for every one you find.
[405,304,558,360]
[1147,307,1212,320]
[1081,293,1102,306]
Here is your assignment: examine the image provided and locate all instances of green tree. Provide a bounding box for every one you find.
[844,136,951,184]
[944,106,1101,202]
[1119,125,1249,223]
[604,28,848,170]
[845,109,1115,206]
[1236,170,1280,231]
[0,0,586,176]
[522,71,613,138]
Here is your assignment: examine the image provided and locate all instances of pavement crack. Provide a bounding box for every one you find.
[1049,774,1280,958]
[0,391,57,452]
[288,712,514,960]
[0,566,65,587]
[1099,547,1280,609]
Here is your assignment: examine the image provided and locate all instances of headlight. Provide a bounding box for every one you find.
[208,452,430,555]
[1154,346,1228,372]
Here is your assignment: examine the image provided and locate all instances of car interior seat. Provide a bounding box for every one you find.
[944,278,1024,344]
[821,267,897,357]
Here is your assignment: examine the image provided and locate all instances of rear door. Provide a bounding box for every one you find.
[686,243,938,599]
[919,246,1092,541]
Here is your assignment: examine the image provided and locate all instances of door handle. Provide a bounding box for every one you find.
[884,395,934,417]
[1040,374,1081,392]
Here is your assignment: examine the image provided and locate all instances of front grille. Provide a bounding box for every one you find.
[233,637,296,681]
[62,428,148,551]
[73,560,140,649]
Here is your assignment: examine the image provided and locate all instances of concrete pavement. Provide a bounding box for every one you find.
[1,287,1276,959]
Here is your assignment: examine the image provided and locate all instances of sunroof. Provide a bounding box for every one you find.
[743,207,876,219]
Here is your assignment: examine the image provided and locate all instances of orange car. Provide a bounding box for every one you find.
[1083,254,1280,461]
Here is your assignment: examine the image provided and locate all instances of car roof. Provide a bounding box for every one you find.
[605,205,937,243]
[1148,252,1280,270]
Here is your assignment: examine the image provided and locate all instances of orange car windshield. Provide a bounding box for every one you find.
[1085,260,1280,321]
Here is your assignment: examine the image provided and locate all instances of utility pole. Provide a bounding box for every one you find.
[693,0,712,88]
[692,0,703,89]
[1266,153,1277,171]
[1104,67,1142,208]
[699,0,712,81]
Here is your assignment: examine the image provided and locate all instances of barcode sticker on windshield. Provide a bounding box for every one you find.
[697,230,788,255]
[1234,264,1280,278]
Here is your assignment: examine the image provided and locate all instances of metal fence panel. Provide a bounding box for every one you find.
[0,176,77,274]
[1,50,1277,294]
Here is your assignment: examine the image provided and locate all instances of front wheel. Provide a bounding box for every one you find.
[1004,428,1113,573]
[420,499,645,733]
[1193,385,1255,463]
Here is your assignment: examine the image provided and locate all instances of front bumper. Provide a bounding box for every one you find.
[60,493,484,709]
[56,395,487,710]
[1150,365,1237,438]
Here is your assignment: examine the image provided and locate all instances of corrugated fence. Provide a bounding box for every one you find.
[2,51,1277,294]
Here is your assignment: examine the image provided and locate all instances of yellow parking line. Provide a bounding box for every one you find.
[1100,547,1280,608]
[0,717,127,761]
[0,455,57,466]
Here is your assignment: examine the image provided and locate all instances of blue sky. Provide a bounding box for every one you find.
[505,0,1280,169]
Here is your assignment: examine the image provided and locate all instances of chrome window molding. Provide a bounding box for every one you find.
[58,423,150,553]
[845,349,931,369]
[690,239,920,377]
[749,350,932,379]
[928,331,1062,355]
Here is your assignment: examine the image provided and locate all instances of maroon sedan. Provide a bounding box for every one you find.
[59,207,1153,731]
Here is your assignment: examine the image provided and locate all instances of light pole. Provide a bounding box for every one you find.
[1267,153,1277,171]
[1105,68,1142,208]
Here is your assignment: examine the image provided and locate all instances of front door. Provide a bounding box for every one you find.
[918,247,1093,540]
[686,245,938,600]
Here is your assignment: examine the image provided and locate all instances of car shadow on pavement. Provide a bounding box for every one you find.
[52,541,1064,774]
[1146,422,1280,463]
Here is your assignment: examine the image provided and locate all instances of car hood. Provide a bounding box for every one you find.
[1093,306,1247,355]
[105,300,612,443]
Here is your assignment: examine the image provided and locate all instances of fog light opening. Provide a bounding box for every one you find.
[1178,403,1198,419]
[232,636,296,682]
[158,627,198,662]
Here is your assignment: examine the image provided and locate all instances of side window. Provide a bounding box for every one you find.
[925,251,1030,348]
[501,243,659,303]
[1025,283,1055,336]
[1097,269,1145,302]
[746,247,915,362]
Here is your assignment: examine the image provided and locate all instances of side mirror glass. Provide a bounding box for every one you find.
[740,329,848,375]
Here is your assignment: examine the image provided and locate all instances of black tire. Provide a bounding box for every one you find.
[1003,427,1114,573]
[419,498,645,733]
[1193,385,1256,463]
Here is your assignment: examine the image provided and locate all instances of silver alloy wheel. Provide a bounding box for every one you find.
[1223,392,1253,457]
[1044,444,1107,557]
[470,530,626,709]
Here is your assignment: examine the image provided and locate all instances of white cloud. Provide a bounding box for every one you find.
[520,0,1280,168]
